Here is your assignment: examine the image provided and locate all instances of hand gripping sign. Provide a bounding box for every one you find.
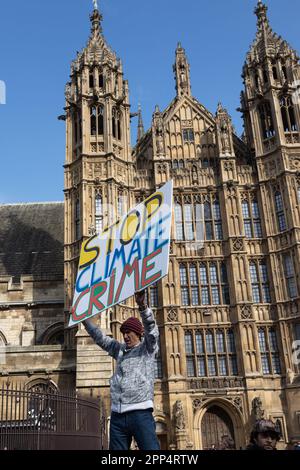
[69,180,173,327]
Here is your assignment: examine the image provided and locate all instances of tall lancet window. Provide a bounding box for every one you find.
[95,194,103,234]
[75,199,81,240]
[90,106,97,136]
[112,107,122,140]
[284,254,297,299]
[280,96,298,133]
[89,72,94,89]
[117,193,125,219]
[90,105,104,136]
[274,191,287,232]
[242,197,262,238]
[99,68,104,88]
[97,106,104,135]
[258,101,276,139]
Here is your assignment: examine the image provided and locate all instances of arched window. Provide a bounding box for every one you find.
[89,72,94,89]
[179,264,189,306]
[97,106,104,135]
[280,95,298,132]
[281,63,288,80]
[90,105,104,136]
[75,199,81,239]
[95,193,103,234]
[90,106,97,136]
[272,60,278,80]
[274,191,287,232]
[204,199,223,241]
[242,197,262,238]
[99,69,104,88]
[263,69,268,84]
[112,107,122,140]
[174,203,184,241]
[184,331,195,377]
[190,264,199,305]
[258,327,281,375]
[179,261,229,307]
[26,379,58,426]
[258,101,275,139]
[41,323,64,345]
[249,260,271,303]
[284,254,297,299]
[184,329,238,379]
[149,282,159,308]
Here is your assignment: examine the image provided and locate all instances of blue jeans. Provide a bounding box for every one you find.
[110,409,160,451]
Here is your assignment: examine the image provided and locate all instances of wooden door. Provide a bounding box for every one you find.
[201,405,235,450]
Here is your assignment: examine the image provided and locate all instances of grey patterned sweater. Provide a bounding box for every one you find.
[84,307,159,414]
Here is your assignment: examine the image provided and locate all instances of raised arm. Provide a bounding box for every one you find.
[83,318,121,360]
[135,290,159,354]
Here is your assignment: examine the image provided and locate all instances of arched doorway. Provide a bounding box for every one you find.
[201,405,235,450]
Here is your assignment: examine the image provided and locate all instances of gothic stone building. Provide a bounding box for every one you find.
[1,1,300,450]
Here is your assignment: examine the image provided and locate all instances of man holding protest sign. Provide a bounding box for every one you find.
[83,290,160,450]
[70,181,173,450]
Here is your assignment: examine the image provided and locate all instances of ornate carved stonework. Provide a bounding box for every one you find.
[192,398,209,412]
[289,156,300,170]
[189,377,244,390]
[167,308,178,322]
[181,120,193,128]
[232,238,244,252]
[228,396,243,415]
[240,304,253,319]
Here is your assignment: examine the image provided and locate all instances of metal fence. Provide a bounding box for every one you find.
[0,383,105,450]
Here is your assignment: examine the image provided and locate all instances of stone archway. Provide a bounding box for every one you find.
[201,405,235,450]
[195,399,245,450]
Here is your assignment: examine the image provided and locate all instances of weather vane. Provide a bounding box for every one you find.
[93,0,98,10]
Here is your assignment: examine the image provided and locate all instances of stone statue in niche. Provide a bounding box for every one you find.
[154,110,165,154]
[286,368,295,385]
[179,61,187,85]
[252,397,265,421]
[220,119,231,153]
[174,400,186,431]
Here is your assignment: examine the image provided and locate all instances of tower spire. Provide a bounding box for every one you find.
[90,0,103,35]
[254,0,269,30]
[173,43,191,97]
[137,103,145,142]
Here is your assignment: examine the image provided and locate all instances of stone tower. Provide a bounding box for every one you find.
[63,4,135,399]
[239,0,300,440]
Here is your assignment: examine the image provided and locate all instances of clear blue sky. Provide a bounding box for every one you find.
[0,0,300,203]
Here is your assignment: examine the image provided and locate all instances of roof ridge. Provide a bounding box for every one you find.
[0,201,64,207]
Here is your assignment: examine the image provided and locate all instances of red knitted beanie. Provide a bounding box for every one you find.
[120,317,144,336]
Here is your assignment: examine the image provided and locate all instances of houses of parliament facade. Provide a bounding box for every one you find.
[0,1,300,449]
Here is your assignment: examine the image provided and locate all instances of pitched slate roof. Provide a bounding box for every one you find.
[0,202,64,281]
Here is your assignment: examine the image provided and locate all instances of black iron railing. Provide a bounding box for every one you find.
[0,383,105,450]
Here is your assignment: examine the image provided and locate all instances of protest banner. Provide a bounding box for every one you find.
[68,180,173,327]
